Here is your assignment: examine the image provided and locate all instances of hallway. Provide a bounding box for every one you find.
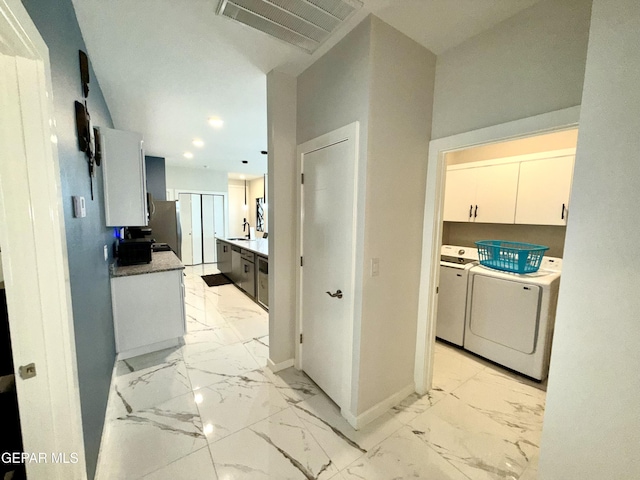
[96,264,543,479]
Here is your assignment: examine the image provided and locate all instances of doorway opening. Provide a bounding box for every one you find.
[433,126,578,381]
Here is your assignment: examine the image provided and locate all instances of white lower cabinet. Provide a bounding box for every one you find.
[111,269,185,358]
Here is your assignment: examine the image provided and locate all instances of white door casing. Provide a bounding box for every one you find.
[0,0,86,478]
[297,122,359,420]
[190,194,203,264]
[415,106,581,395]
[178,193,193,265]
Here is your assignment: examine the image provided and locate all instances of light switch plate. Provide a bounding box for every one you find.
[371,258,380,277]
[103,245,108,261]
[72,196,86,218]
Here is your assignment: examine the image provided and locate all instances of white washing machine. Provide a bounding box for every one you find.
[436,245,478,346]
[464,257,562,380]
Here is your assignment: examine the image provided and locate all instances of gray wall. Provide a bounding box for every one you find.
[22,0,115,477]
[431,0,592,139]
[357,17,436,413]
[297,16,437,415]
[145,155,166,201]
[297,18,372,415]
[539,0,640,477]
[443,223,567,258]
[266,70,297,366]
[165,165,228,193]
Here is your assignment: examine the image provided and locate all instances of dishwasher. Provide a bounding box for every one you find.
[436,245,478,346]
[257,256,268,309]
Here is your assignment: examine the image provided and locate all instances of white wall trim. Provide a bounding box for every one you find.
[342,383,414,430]
[414,105,581,394]
[296,122,360,416]
[446,147,576,171]
[0,0,86,478]
[267,357,295,373]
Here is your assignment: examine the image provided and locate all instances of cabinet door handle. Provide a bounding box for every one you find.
[469,204,473,219]
[244,264,249,273]
[561,203,566,220]
[474,205,478,218]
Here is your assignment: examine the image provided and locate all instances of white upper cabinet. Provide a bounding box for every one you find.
[443,150,575,227]
[515,155,575,226]
[474,163,520,223]
[443,163,519,224]
[100,127,147,227]
[443,168,476,222]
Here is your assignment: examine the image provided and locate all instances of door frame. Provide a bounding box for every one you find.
[414,106,581,394]
[296,122,360,416]
[0,0,86,478]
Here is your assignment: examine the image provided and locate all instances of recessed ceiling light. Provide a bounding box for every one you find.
[183,152,194,159]
[208,117,224,128]
[192,138,204,148]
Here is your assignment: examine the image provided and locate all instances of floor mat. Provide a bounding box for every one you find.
[201,273,233,287]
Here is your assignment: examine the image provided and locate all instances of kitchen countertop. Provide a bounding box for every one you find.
[111,251,184,278]
[217,237,268,257]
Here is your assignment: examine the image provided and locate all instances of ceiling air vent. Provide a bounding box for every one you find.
[216,0,363,53]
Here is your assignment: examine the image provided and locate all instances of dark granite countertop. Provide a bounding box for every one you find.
[111,251,184,278]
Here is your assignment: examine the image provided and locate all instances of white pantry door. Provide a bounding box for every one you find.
[301,135,357,410]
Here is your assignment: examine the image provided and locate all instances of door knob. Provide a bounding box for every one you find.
[326,290,343,299]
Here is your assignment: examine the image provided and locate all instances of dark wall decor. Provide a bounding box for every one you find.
[74,50,101,199]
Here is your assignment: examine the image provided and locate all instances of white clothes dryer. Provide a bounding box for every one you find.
[464,257,562,381]
[436,245,478,346]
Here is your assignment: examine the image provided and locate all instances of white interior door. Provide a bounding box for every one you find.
[301,139,356,408]
[0,3,86,475]
[191,194,203,265]
[178,193,193,265]
[213,194,225,243]
[201,194,215,263]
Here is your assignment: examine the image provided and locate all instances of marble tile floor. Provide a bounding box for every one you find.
[96,264,545,480]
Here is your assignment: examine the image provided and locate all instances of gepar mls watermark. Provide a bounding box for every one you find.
[1,452,79,464]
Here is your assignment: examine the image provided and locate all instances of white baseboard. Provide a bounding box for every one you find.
[268,357,295,373]
[342,384,415,430]
[117,337,182,360]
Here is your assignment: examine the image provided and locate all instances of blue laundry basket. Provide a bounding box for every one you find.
[475,240,549,274]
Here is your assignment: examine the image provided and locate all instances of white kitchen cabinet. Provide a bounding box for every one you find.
[474,163,520,223]
[99,127,148,227]
[443,168,476,222]
[111,268,185,359]
[443,163,519,224]
[515,155,575,225]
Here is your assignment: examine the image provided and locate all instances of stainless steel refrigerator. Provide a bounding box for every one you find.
[148,200,182,260]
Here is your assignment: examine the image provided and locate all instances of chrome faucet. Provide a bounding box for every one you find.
[242,219,251,238]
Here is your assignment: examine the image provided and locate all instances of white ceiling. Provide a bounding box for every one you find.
[71,0,540,176]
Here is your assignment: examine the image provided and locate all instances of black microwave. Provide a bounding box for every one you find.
[117,239,152,265]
